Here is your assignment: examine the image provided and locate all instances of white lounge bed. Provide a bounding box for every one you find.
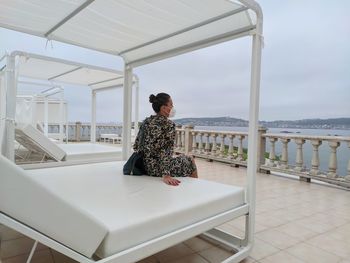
[59,143,122,162]
[15,124,121,164]
[0,155,248,262]
[100,134,122,144]
[15,123,66,161]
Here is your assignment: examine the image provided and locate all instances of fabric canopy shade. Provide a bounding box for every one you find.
[0,0,257,67]
[14,51,128,90]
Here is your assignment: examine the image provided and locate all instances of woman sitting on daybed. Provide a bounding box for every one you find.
[133,93,198,186]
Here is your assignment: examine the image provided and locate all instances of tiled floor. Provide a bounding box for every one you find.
[1,159,350,263]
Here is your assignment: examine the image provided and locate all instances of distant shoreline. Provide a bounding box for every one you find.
[173,117,350,130]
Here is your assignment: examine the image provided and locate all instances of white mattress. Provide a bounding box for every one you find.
[26,161,245,258]
[15,124,66,161]
[58,143,122,161]
[0,155,107,258]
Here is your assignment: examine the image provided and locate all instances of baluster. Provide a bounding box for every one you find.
[267,137,277,166]
[294,138,306,172]
[219,134,226,157]
[279,138,290,169]
[327,141,340,178]
[211,133,217,156]
[346,142,350,181]
[181,131,185,152]
[174,130,178,148]
[227,134,235,159]
[310,140,322,175]
[237,135,245,161]
[191,132,197,154]
[204,133,210,155]
[198,133,203,154]
[176,130,181,150]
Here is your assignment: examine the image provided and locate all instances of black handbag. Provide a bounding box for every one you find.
[123,122,147,175]
[123,152,146,175]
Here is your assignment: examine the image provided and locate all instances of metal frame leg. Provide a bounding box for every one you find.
[26,240,38,263]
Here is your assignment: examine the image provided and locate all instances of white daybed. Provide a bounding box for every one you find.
[0,155,247,262]
[0,0,263,262]
[15,124,121,163]
[100,133,122,144]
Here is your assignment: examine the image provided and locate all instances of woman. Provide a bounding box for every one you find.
[133,93,198,186]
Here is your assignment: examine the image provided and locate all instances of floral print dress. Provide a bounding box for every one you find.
[133,115,196,177]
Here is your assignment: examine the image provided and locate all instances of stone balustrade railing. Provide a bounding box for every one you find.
[175,126,350,189]
[48,122,122,142]
[261,133,350,188]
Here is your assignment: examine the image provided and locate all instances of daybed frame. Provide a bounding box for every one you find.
[0,0,263,262]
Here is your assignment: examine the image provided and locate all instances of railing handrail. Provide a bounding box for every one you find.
[263,133,350,142]
[191,129,248,136]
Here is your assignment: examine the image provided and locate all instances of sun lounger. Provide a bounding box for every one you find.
[15,124,121,164]
[15,123,66,161]
[0,155,248,262]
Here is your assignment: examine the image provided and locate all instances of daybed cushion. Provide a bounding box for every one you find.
[0,155,107,257]
[58,143,122,161]
[25,161,245,258]
[15,124,66,161]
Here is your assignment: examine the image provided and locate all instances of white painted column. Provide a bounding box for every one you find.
[219,134,225,158]
[327,141,340,178]
[4,55,17,161]
[134,76,139,137]
[346,142,350,181]
[59,89,64,143]
[310,140,322,175]
[91,90,96,143]
[198,133,203,154]
[245,12,263,245]
[44,97,48,137]
[294,138,306,172]
[279,138,290,169]
[65,105,69,143]
[191,131,197,154]
[237,135,245,161]
[122,65,133,160]
[176,130,181,150]
[227,134,235,159]
[181,130,185,152]
[0,70,6,155]
[204,133,210,155]
[211,133,218,156]
[268,137,277,166]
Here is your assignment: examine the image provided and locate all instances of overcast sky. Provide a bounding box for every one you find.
[1,0,349,123]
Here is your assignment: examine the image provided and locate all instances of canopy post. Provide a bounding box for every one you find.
[4,54,17,161]
[122,65,133,160]
[91,90,97,143]
[134,75,140,137]
[44,97,49,137]
[243,0,263,246]
[59,88,64,143]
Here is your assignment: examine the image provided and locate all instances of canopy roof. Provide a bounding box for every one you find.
[11,52,133,90]
[0,0,257,67]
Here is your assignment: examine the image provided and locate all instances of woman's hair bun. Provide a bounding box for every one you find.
[149,94,156,103]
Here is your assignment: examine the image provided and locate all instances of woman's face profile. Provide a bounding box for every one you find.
[160,97,173,117]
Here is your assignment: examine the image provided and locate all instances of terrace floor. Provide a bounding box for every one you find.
[1,158,350,263]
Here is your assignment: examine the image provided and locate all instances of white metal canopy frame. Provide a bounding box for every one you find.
[0,51,140,158]
[0,0,263,262]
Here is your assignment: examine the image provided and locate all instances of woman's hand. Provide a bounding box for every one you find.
[163,175,181,186]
